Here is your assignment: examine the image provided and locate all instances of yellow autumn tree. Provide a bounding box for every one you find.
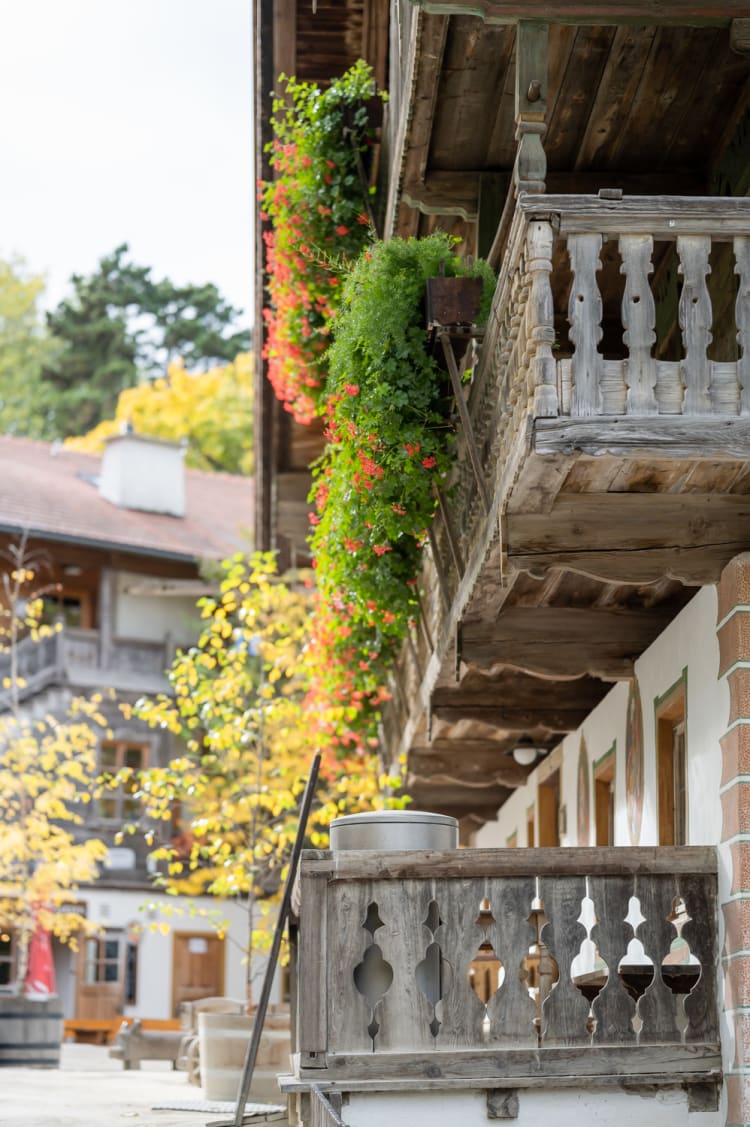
[119,552,402,989]
[65,353,254,475]
[0,542,108,988]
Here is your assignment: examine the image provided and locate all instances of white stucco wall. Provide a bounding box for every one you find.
[114,571,200,645]
[476,586,727,852]
[54,890,262,1021]
[342,1086,698,1127]
[472,585,729,1127]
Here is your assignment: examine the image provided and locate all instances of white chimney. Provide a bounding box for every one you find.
[99,433,186,517]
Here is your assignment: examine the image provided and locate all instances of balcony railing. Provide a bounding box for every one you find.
[295,848,719,1096]
[456,192,750,532]
[0,626,173,706]
[378,193,750,755]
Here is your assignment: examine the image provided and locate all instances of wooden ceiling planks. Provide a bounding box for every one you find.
[661,31,749,169]
[428,18,515,171]
[572,25,658,170]
[410,21,750,185]
[605,27,721,170]
[293,0,366,83]
[544,25,616,171]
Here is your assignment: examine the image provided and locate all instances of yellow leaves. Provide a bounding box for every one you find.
[65,354,255,475]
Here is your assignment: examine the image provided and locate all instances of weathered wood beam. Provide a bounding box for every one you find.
[431,673,605,731]
[515,20,548,195]
[415,1,748,26]
[731,16,750,52]
[533,416,750,459]
[430,703,598,731]
[402,171,481,221]
[507,492,750,585]
[401,172,705,230]
[406,791,509,823]
[460,606,673,680]
[408,744,531,787]
[520,192,750,238]
[386,12,449,240]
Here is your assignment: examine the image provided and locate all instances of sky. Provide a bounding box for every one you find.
[0,0,253,328]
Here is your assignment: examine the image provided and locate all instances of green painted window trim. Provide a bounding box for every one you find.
[593,739,616,774]
[653,666,688,716]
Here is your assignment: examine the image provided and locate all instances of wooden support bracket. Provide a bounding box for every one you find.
[439,332,491,515]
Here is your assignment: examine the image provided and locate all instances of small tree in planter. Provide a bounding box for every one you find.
[308,232,495,722]
[0,542,108,1062]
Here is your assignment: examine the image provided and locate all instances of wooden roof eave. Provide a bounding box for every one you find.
[413,0,750,27]
[384,8,460,239]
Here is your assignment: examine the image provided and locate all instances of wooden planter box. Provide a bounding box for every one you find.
[425,276,483,330]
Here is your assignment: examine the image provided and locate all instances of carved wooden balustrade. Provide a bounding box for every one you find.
[379,193,750,756]
[0,627,173,707]
[296,847,719,1097]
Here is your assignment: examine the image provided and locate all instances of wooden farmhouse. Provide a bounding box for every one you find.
[0,433,253,1035]
[254,3,750,1126]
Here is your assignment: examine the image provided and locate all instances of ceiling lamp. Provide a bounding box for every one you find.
[511,737,546,767]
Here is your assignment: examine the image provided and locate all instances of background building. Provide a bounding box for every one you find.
[0,432,254,1028]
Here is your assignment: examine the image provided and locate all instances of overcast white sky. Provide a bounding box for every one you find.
[0,0,253,327]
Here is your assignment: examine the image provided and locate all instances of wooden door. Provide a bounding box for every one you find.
[172,933,225,1017]
[538,770,561,847]
[76,933,125,1021]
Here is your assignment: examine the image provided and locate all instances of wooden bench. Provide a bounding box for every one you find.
[109,1019,184,1070]
[64,1016,181,1045]
[64,1019,118,1045]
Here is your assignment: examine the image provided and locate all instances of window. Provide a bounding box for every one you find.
[41,586,95,629]
[98,742,148,820]
[83,932,138,1003]
[656,672,688,846]
[594,744,616,847]
[125,940,138,1005]
[0,930,17,990]
[84,935,121,985]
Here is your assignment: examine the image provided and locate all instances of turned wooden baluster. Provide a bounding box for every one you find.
[620,234,657,415]
[735,235,750,416]
[527,220,558,418]
[568,233,603,417]
[677,235,713,415]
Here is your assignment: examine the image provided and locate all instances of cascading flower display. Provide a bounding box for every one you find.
[260,61,382,424]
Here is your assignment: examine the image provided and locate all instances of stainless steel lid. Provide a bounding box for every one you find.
[330,810,458,828]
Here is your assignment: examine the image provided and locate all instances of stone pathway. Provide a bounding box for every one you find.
[1,1042,287,1127]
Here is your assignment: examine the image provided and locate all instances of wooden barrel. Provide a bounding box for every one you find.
[0,997,63,1067]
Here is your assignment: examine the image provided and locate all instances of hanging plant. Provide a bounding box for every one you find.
[309,232,495,711]
[260,61,383,424]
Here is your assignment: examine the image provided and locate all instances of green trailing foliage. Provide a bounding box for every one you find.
[308,232,495,710]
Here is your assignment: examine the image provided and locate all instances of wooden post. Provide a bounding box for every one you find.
[568,233,604,417]
[514,21,548,196]
[620,234,657,415]
[677,235,713,415]
[735,235,750,416]
[526,220,558,418]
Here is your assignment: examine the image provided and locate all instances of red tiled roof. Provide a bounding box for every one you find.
[0,436,254,561]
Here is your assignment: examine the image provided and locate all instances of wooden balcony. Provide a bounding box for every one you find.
[292,847,719,1104]
[0,626,173,707]
[381,193,750,816]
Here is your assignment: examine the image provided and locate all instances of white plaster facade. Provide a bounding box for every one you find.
[53,892,251,1021]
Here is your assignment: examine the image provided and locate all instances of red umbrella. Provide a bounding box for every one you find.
[23,909,57,1000]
